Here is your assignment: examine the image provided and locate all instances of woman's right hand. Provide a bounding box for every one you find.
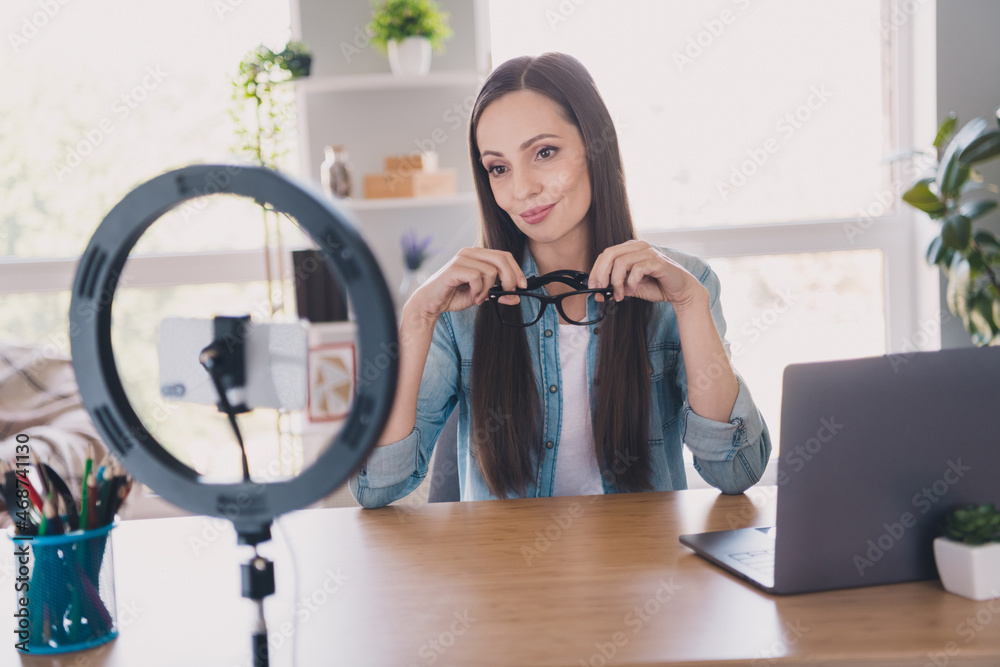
[406,247,527,322]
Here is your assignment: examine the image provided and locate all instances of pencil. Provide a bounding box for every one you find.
[55,492,69,535]
[79,443,93,531]
[25,482,44,513]
[85,466,98,530]
[39,496,52,536]
[97,473,112,527]
[29,450,51,497]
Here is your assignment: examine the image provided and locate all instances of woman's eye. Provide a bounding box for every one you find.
[488,165,507,177]
[537,146,556,160]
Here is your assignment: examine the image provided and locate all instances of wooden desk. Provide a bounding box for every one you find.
[3,487,999,666]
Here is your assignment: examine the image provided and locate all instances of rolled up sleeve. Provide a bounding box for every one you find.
[348,313,460,508]
[349,427,423,509]
[677,264,772,494]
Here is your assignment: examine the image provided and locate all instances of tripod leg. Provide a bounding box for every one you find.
[243,554,275,667]
[252,598,269,667]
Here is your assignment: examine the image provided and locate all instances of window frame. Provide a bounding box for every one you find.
[0,1,938,357]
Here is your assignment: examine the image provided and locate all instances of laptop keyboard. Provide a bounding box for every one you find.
[729,549,775,573]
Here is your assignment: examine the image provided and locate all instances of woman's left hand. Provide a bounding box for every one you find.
[588,240,707,308]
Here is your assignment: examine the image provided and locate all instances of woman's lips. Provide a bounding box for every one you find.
[520,202,556,225]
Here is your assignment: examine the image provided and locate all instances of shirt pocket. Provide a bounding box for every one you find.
[648,343,680,430]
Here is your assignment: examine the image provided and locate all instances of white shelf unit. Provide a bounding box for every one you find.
[338,191,477,211]
[297,70,486,94]
[292,0,491,308]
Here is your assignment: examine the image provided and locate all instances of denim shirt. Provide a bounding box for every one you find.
[349,246,771,508]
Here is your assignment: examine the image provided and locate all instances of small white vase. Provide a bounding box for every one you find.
[934,537,1000,600]
[398,268,428,309]
[387,37,432,76]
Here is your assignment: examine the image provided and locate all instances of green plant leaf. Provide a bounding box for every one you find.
[925,236,944,265]
[960,130,1000,165]
[941,215,972,250]
[926,236,957,267]
[959,199,998,221]
[967,249,987,273]
[938,117,990,198]
[902,178,947,217]
[933,112,958,151]
[946,257,972,320]
[969,296,996,345]
[981,294,1000,336]
[882,148,936,164]
[974,230,1000,249]
[944,503,1000,543]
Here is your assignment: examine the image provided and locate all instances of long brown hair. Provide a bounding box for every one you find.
[468,52,653,498]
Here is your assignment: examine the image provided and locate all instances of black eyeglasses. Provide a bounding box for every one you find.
[487,270,615,327]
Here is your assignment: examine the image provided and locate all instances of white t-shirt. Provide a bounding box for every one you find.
[551,324,605,497]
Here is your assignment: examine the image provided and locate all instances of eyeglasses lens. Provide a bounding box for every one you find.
[494,294,543,326]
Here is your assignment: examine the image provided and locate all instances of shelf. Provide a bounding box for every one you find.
[337,191,477,211]
[298,70,486,94]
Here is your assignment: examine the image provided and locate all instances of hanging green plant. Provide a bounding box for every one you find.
[230,40,313,168]
[229,40,312,319]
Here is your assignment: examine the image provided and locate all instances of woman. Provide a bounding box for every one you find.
[349,52,770,508]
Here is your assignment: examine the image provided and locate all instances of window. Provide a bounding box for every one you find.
[2,1,936,486]
[490,0,891,229]
[2,0,297,259]
[0,1,330,480]
[489,0,929,457]
[707,250,886,449]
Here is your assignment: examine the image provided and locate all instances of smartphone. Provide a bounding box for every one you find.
[158,317,307,411]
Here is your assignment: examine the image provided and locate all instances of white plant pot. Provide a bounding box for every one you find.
[934,537,1000,600]
[387,37,432,76]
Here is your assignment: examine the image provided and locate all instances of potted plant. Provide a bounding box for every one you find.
[398,230,435,305]
[368,0,453,76]
[934,503,1000,600]
[900,107,1000,346]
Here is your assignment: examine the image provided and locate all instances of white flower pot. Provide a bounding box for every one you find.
[934,537,1000,600]
[387,37,432,76]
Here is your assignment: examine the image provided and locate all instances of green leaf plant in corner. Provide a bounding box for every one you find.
[943,504,1000,546]
[901,106,1000,346]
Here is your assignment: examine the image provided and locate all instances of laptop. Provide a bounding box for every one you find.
[679,346,1000,595]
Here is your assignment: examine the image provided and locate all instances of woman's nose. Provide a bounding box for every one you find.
[512,168,541,200]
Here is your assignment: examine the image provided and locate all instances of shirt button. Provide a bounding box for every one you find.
[549,384,558,393]
[544,329,553,338]
[593,327,599,335]
[545,440,554,449]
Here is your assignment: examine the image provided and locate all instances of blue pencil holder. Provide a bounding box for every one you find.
[8,520,119,654]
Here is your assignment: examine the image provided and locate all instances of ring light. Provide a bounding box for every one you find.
[69,164,398,538]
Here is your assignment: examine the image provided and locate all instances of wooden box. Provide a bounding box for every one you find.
[363,168,456,199]
[384,151,439,175]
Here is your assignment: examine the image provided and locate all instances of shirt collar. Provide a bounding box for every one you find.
[520,245,540,279]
